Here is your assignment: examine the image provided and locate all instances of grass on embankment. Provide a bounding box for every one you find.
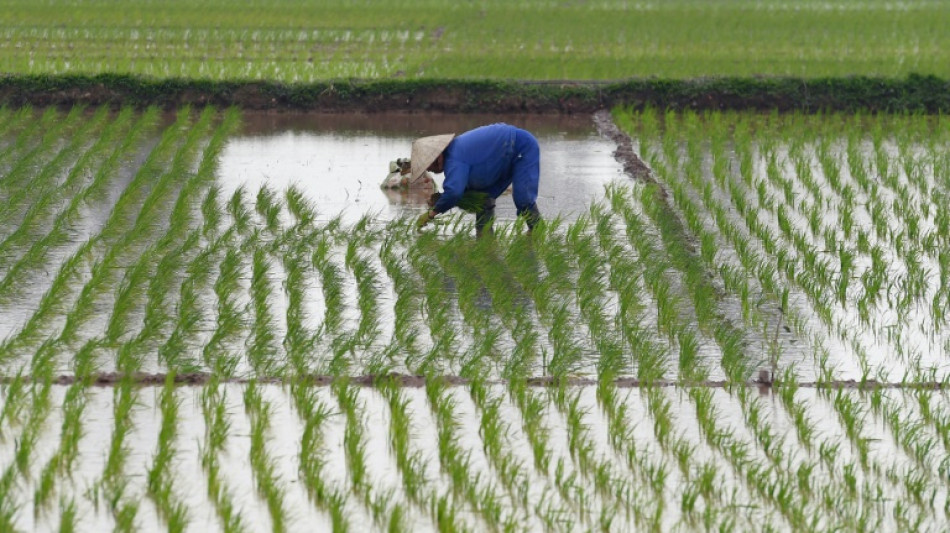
[1,73,949,113]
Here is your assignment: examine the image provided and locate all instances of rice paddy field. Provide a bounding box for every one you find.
[2,0,950,531]
[2,0,950,80]
[0,103,949,532]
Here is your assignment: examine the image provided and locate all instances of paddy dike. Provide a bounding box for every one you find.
[2,73,949,113]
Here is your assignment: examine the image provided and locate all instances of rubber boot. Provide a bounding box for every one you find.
[475,197,496,238]
[521,204,541,233]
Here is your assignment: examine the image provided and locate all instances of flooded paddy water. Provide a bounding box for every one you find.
[218,112,624,224]
[1,106,949,531]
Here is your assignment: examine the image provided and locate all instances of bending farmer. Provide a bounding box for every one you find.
[412,123,542,236]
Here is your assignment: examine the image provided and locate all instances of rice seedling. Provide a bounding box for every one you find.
[97,379,141,531]
[292,383,348,530]
[0,106,105,269]
[146,374,189,532]
[349,244,383,350]
[285,185,317,228]
[255,184,283,234]
[313,234,346,341]
[199,381,247,533]
[244,381,287,532]
[33,382,86,516]
[378,230,426,369]
[247,243,282,375]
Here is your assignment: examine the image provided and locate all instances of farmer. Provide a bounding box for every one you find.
[411,123,542,236]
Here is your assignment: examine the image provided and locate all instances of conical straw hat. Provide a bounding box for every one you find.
[411,134,455,182]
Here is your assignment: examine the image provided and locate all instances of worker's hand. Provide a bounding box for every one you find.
[416,210,436,231]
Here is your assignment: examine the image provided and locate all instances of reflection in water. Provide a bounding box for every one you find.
[381,186,437,208]
[216,111,625,223]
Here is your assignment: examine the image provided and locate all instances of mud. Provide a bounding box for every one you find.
[592,109,654,184]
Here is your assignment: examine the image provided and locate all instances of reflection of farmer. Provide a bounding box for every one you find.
[412,123,542,236]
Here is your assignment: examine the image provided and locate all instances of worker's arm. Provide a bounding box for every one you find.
[432,161,470,214]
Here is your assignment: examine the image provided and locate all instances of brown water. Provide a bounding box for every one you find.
[216,112,626,223]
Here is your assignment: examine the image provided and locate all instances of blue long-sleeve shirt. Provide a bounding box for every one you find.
[432,123,522,214]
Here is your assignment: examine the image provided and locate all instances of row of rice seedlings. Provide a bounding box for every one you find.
[98,379,140,531]
[202,242,246,377]
[160,204,235,371]
[312,231,354,374]
[333,380,410,529]
[606,186,699,381]
[278,187,320,374]
[406,230,466,375]
[105,110,217,361]
[378,223,427,371]
[159,129,244,375]
[425,378,514,530]
[0,107,70,204]
[243,381,287,532]
[133,112,235,364]
[698,118,943,526]
[0,377,30,528]
[547,384,629,528]
[441,225,539,379]
[95,107,194,250]
[145,374,189,531]
[530,220,596,378]
[0,107,55,188]
[0,106,33,158]
[345,226,386,358]
[120,109,239,372]
[562,211,628,380]
[626,109,899,526]
[432,230,510,379]
[32,382,86,520]
[464,379,534,521]
[589,203,680,382]
[199,380,247,532]
[596,383,698,530]
[105,108,216,347]
[40,109,194,365]
[291,383,348,531]
[246,235,283,375]
[0,106,106,273]
[333,381,369,506]
[588,205,754,528]
[280,245,316,375]
[647,111,846,383]
[378,380,430,529]
[0,108,140,310]
[688,111,940,520]
[0,379,53,529]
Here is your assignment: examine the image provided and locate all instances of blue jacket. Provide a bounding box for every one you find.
[432,123,527,214]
